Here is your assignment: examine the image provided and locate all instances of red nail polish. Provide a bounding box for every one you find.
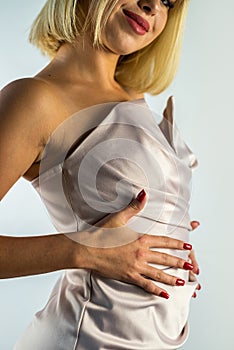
[159,291,170,299]
[183,262,194,270]
[197,284,202,290]
[136,189,146,202]
[183,243,192,250]
[192,220,200,227]
[196,267,200,275]
[192,292,197,298]
[176,279,185,286]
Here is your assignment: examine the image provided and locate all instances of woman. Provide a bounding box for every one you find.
[0,0,200,349]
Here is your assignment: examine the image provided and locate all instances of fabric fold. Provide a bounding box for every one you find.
[13,97,200,350]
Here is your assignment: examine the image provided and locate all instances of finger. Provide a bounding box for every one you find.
[190,220,200,230]
[145,235,192,251]
[189,272,201,293]
[115,189,147,225]
[189,270,197,282]
[134,274,170,298]
[147,251,194,271]
[98,189,147,228]
[163,95,174,124]
[188,249,200,275]
[140,265,187,287]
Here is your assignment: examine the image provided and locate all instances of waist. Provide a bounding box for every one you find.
[128,218,191,269]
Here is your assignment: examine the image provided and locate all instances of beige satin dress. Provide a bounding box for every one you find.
[14,97,198,350]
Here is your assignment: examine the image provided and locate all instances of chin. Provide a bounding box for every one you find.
[103,41,146,56]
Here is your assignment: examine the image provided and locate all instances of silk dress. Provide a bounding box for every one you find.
[14,97,199,350]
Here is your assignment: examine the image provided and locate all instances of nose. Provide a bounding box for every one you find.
[137,0,160,16]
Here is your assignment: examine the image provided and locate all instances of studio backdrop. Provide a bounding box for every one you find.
[0,1,233,349]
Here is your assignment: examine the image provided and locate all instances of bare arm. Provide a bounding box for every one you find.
[0,79,198,297]
[0,194,197,299]
[0,234,77,278]
[0,78,78,277]
[0,79,53,200]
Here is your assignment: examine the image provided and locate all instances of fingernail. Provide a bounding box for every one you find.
[176,278,185,286]
[159,291,170,299]
[192,220,200,226]
[183,262,194,270]
[197,284,202,290]
[136,189,146,203]
[192,292,197,298]
[183,243,192,250]
[196,267,200,275]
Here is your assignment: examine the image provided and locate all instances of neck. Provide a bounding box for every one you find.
[46,33,124,92]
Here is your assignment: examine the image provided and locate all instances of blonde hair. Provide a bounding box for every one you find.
[29,0,189,95]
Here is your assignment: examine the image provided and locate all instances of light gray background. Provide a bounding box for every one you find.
[0,1,233,349]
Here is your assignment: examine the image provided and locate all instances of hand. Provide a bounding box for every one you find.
[80,189,195,299]
[189,220,202,298]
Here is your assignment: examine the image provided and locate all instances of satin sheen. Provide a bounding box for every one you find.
[14,98,198,350]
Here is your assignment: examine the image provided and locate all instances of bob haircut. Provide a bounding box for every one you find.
[29,0,189,95]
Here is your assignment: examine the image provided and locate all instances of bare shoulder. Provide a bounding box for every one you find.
[1,77,63,127]
[1,77,67,151]
[0,78,66,199]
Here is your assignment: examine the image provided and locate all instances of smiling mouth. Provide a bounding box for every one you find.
[122,9,150,32]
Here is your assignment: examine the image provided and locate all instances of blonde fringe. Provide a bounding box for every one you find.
[29,0,189,95]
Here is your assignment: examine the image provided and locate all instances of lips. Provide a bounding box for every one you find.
[123,9,150,32]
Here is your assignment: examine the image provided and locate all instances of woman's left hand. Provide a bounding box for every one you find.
[189,220,202,298]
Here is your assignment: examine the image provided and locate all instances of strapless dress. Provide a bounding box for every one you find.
[14,97,198,350]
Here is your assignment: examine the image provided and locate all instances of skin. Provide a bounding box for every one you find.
[0,0,200,297]
[100,0,173,55]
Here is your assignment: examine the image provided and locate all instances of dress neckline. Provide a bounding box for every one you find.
[30,97,178,184]
[63,97,146,121]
